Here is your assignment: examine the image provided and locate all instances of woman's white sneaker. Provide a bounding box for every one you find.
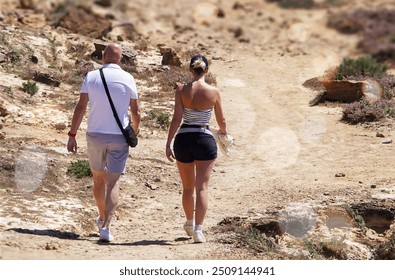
[193,231,206,243]
[99,228,113,242]
[183,222,194,237]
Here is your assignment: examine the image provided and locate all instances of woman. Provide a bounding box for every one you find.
[166,54,228,243]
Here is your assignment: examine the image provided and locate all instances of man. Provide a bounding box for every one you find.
[67,43,141,242]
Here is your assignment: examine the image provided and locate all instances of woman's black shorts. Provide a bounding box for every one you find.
[173,132,217,163]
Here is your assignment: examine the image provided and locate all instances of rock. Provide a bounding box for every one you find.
[233,27,243,38]
[302,77,325,91]
[45,242,59,250]
[321,80,365,103]
[94,0,112,7]
[30,55,38,64]
[53,5,111,39]
[306,79,380,104]
[91,42,137,64]
[19,0,35,9]
[159,47,181,66]
[0,52,7,63]
[113,22,140,41]
[145,182,158,190]
[53,123,66,131]
[335,173,346,177]
[0,100,9,117]
[381,138,392,144]
[33,71,61,87]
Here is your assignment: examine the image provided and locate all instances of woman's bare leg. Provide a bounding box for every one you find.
[176,161,195,221]
[194,160,215,226]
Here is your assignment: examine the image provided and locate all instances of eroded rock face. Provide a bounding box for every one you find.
[52,5,112,39]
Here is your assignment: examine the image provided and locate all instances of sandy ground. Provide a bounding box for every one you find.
[1,0,395,263]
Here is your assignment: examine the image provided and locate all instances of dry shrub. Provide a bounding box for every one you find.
[66,42,90,59]
[328,9,395,65]
[61,60,94,90]
[156,67,191,93]
[377,75,395,99]
[375,232,395,260]
[215,217,277,253]
[341,99,395,124]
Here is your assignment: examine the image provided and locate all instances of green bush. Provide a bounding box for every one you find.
[335,56,388,80]
[145,109,171,129]
[9,51,21,64]
[22,80,38,96]
[67,160,92,178]
[243,227,275,252]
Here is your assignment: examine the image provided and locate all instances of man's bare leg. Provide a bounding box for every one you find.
[103,172,121,228]
[92,170,106,221]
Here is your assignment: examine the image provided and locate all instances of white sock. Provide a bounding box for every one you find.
[194,224,203,232]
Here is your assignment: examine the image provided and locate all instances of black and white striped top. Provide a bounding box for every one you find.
[182,108,212,126]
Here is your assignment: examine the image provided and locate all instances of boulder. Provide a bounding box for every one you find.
[33,71,61,87]
[0,99,9,117]
[321,80,365,103]
[159,47,181,66]
[305,78,382,105]
[91,42,137,64]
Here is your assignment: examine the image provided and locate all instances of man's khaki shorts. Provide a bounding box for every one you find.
[86,132,129,173]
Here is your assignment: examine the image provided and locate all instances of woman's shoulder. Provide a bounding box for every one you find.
[175,82,193,92]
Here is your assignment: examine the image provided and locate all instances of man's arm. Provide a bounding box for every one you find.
[67,93,88,153]
[130,98,141,135]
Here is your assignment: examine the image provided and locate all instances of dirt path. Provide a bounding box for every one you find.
[1,0,395,261]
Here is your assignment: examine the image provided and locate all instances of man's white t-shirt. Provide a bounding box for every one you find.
[80,63,138,134]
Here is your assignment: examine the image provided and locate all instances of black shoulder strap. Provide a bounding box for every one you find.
[99,68,126,134]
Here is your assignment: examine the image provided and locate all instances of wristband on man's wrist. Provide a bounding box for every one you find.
[68,131,76,138]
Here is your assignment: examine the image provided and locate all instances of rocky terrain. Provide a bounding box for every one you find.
[1,0,395,260]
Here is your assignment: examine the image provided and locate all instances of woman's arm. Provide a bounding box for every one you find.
[213,90,227,135]
[166,86,184,162]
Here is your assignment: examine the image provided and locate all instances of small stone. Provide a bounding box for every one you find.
[381,138,392,144]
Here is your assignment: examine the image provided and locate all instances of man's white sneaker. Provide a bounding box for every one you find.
[99,228,113,242]
[183,222,194,237]
[193,230,206,243]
